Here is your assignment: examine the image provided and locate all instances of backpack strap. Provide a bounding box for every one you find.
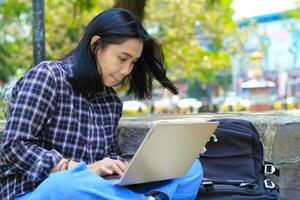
[262,161,280,176]
[202,178,214,192]
[239,183,257,192]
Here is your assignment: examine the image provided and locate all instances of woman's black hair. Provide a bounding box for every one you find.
[67,8,178,99]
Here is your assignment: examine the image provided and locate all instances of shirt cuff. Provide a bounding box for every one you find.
[25,149,63,182]
[109,152,125,162]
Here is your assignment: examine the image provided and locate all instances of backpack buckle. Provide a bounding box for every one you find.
[263,162,280,176]
[264,164,276,175]
[264,179,275,189]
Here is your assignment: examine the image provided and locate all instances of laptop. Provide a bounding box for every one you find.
[105,121,219,185]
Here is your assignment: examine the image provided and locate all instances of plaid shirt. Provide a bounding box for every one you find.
[0,57,123,200]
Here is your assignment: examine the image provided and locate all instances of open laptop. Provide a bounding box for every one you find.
[105,121,219,185]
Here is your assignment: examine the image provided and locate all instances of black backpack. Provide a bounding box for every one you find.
[197,118,280,200]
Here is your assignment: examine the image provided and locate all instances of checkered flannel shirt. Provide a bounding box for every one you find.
[0,57,123,200]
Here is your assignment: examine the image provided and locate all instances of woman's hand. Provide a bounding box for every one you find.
[87,157,128,177]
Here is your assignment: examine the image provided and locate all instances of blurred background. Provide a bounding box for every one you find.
[2,0,300,117]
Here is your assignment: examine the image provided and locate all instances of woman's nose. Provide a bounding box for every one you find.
[120,63,133,76]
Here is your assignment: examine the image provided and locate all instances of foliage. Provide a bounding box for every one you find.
[287,0,300,18]
[0,0,32,82]
[0,0,114,81]
[0,0,238,86]
[45,0,114,60]
[187,78,208,99]
[144,0,237,82]
[0,87,11,120]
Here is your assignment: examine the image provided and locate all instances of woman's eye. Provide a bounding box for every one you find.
[119,57,126,62]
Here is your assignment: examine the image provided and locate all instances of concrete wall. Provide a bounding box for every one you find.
[1,111,300,200]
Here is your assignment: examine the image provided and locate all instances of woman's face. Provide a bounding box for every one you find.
[92,37,143,87]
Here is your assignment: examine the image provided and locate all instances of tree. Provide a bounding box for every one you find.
[144,0,236,83]
[0,0,237,87]
[114,0,146,21]
[44,0,114,60]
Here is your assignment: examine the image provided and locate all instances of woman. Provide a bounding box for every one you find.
[0,8,203,200]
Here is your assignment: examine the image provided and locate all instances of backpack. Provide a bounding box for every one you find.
[197,118,280,200]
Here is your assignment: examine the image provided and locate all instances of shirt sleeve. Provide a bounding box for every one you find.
[108,130,125,161]
[109,151,124,161]
[108,101,125,162]
[0,63,63,182]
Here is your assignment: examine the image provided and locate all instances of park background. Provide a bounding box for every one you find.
[1,1,300,199]
[2,0,300,117]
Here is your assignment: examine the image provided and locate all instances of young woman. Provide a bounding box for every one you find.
[0,8,203,200]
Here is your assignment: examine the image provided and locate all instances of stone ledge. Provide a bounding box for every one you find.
[1,111,300,200]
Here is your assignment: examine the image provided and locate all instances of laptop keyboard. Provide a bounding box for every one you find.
[103,175,121,180]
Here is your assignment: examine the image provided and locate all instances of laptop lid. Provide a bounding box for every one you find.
[118,121,219,185]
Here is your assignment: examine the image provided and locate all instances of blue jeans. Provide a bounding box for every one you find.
[15,160,202,200]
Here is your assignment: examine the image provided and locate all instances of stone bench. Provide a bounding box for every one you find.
[1,111,300,200]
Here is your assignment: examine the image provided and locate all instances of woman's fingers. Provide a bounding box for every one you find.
[110,160,128,176]
[88,158,129,176]
[99,165,113,176]
[115,160,128,172]
[111,163,124,176]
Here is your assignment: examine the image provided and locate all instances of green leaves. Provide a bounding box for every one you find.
[45,0,114,60]
[0,0,115,82]
[145,0,236,83]
[0,0,237,87]
[0,87,11,120]
[0,0,32,81]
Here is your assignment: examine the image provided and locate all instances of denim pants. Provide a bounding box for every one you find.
[15,160,203,200]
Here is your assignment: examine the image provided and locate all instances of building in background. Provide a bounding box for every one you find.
[234,11,300,100]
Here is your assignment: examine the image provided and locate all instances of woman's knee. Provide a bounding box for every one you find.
[172,160,203,189]
[185,159,203,181]
[171,160,203,199]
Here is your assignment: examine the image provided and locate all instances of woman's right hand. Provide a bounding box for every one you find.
[87,157,128,177]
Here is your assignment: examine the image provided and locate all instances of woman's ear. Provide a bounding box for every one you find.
[90,35,101,46]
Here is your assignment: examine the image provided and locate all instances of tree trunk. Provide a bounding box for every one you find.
[32,0,45,66]
[114,0,147,21]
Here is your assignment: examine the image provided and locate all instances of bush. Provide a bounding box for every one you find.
[0,88,11,120]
